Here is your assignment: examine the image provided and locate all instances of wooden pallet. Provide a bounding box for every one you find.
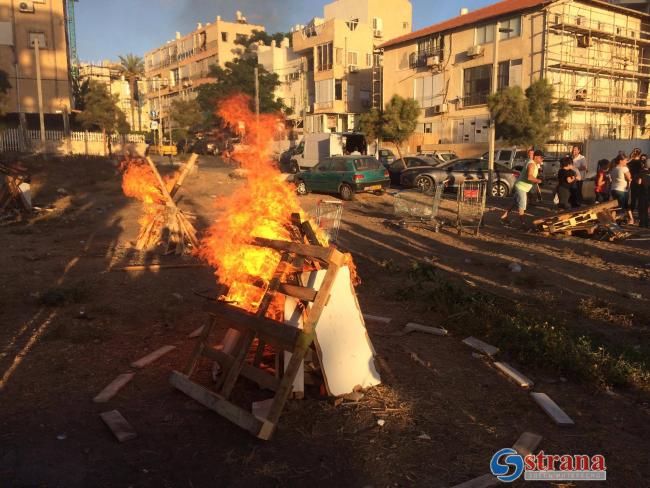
[535,200,630,240]
[171,219,346,440]
[0,163,30,213]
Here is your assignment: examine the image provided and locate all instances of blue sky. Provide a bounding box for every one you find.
[76,0,496,62]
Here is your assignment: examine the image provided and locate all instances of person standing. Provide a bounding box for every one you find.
[526,147,543,204]
[610,153,634,225]
[557,157,578,209]
[628,148,643,220]
[637,159,649,228]
[501,150,544,225]
[594,159,611,203]
[572,146,587,204]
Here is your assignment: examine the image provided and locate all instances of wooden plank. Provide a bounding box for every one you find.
[210,303,301,352]
[530,392,574,426]
[363,314,392,324]
[130,345,176,369]
[278,283,318,302]
[463,337,499,357]
[252,237,333,262]
[169,371,274,439]
[100,410,137,443]
[170,153,198,197]
[533,200,618,225]
[405,322,448,336]
[451,474,499,488]
[202,347,280,392]
[493,362,534,389]
[187,325,204,338]
[145,157,177,208]
[513,432,543,456]
[93,373,134,403]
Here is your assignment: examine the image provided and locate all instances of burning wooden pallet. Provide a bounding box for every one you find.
[171,216,379,440]
[123,155,199,254]
[534,200,630,240]
[0,162,31,214]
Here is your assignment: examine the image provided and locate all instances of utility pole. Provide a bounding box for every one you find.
[157,79,163,149]
[34,38,46,146]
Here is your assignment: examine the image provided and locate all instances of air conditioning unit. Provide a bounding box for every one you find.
[427,55,440,67]
[466,45,484,57]
[305,105,313,113]
[348,65,359,73]
[434,103,448,114]
[19,1,35,13]
[374,30,383,38]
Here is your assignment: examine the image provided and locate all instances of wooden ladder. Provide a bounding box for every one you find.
[170,220,345,440]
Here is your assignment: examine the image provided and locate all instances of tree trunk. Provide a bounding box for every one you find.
[129,78,136,132]
[395,142,406,169]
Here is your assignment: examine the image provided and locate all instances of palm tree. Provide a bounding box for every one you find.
[118,54,145,131]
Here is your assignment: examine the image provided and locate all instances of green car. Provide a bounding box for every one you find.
[295,156,390,200]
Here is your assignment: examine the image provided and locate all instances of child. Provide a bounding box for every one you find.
[557,157,577,209]
[594,159,610,203]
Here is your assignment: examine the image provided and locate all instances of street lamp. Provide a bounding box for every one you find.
[487,24,514,196]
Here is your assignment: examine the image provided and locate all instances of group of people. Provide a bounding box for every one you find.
[501,145,650,228]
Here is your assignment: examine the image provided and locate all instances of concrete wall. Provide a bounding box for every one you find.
[323,0,412,42]
[0,0,71,114]
[584,138,650,177]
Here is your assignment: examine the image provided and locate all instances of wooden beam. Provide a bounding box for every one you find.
[145,157,177,208]
[462,337,499,357]
[252,237,333,262]
[170,371,275,439]
[170,153,198,198]
[530,392,575,426]
[533,200,618,225]
[202,347,280,392]
[93,373,134,403]
[130,345,176,369]
[278,283,318,302]
[100,410,138,443]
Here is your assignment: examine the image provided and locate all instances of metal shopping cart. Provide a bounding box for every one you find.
[393,180,446,231]
[316,199,343,244]
[456,179,487,236]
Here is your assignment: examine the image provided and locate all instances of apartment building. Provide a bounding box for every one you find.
[143,12,264,135]
[291,0,412,133]
[258,38,305,127]
[380,0,650,154]
[79,62,150,132]
[0,0,71,121]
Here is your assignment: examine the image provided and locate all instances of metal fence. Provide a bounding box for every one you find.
[0,128,146,153]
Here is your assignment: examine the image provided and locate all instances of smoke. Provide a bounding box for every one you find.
[175,0,305,32]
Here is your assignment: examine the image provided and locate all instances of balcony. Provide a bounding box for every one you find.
[409,49,444,69]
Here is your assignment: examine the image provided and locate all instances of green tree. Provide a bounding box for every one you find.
[118,54,145,131]
[170,98,203,152]
[72,77,90,111]
[488,78,570,148]
[234,30,292,57]
[360,95,420,163]
[78,80,129,155]
[196,57,285,126]
[0,68,11,116]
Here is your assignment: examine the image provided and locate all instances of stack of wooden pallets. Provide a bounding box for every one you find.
[0,162,31,214]
[534,200,630,240]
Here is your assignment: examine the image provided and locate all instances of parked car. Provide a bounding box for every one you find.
[377,148,396,168]
[190,138,220,155]
[295,156,390,201]
[147,143,178,157]
[418,150,459,165]
[387,156,440,185]
[279,141,305,172]
[400,158,520,197]
[480,148,529,171]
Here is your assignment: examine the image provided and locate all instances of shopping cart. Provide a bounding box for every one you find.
[316,199,343,244]
[393,180,446,231]
[456,179,487,236]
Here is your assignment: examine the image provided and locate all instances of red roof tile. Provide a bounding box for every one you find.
[380,0,551,49]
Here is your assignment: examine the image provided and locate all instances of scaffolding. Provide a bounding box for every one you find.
[65,0,80,80]
[543,0,650,142]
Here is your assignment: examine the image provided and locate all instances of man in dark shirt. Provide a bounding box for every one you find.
[557,157,577,210]
[638,162,650,228]
[628,148,643,217]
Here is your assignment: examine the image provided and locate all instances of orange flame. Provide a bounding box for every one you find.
[198,95,304,312]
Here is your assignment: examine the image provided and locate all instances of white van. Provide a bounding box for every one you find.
[285,132,372,173]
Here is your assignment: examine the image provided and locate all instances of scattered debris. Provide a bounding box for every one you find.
[512,432,543,456]
[471,353,486,360]
[493,362,534,389]
[508,262,522,273]
[534,201,630,240]
[110,263,208,272]
[463,337,499,357]
[172,292,183,302]
[404,322,448,336]
[363,314,392,324]
[530,392,574,426]
[417,433,432,440]
[100,410,138,443]
[626,292,643,300]
[343,391,365,402]
[56,433,67,441]
[56,187,69,196]
[377,419,386,427]
[187,325,205,338]
[251,399,274,421]
[93,373,135,403]
[408,351,431,368]
[1,162,31,213]
[130,345,176,369]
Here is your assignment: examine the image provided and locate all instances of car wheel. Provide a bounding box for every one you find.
[340,184,354,201]
[289,160,300,174]
[295,180,308,196]
[492,181,509,197]
[415,175,434,193]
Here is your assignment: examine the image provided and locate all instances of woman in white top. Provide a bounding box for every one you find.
[610,153,634,225]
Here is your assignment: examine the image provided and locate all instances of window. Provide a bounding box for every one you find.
[29,32,47,49]
[346,19,359,31]
[317,159,332,171]
[0,21,13,46]
[360,89,371,103]
[463,64,492,106]
[414,73,444,108]
[366,53,372,67]
[317,42,333,71]
[475,24,494,44]
[170,68,180,87]
[221,32,228,42]
[497,59,522,89]
[372,18,383,31]
[331,159,348,171]
[499,16,521,39]
[403,22,409,29]
[335,79,343,101]
[497,150,512,162]
[347,51,358,66]
[315,79,334,103]
[235,34,247,44]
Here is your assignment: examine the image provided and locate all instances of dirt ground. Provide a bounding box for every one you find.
[1,154,649,487]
